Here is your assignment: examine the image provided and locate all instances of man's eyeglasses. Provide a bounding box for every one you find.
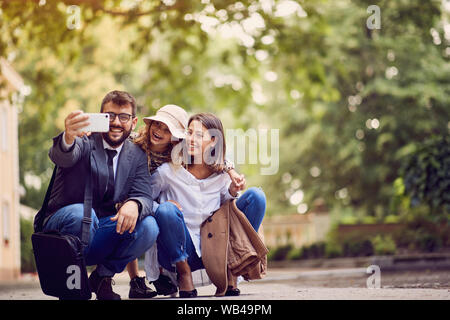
[106,112,134,123]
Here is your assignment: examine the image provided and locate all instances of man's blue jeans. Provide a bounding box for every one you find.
[44,203,159,277]
[155,187,266,273]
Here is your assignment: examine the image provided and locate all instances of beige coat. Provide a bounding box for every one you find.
[200,199,268,296]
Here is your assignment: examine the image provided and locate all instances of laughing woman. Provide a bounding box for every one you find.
[149,113,266,298]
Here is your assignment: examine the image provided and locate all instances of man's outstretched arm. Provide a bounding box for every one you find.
[49,110,90,167]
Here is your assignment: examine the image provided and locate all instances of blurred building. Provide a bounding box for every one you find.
[263,200,331,248]
[0,57,24,280]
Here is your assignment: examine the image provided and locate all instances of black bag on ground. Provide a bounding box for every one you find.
[32,164,93,300]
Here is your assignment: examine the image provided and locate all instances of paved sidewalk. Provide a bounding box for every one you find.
[1,268,449,300]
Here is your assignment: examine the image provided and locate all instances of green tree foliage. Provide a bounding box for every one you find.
[402,135,450,214]
[262,0,450,217]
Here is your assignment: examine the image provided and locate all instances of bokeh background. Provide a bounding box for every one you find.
[0,0,449,274]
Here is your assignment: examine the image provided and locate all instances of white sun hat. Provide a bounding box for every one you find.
[143,104,188,139]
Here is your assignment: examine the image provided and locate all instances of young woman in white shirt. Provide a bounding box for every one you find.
[149,113,266,298]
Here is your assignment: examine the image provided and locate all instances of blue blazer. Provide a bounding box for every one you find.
[45,132,153,223]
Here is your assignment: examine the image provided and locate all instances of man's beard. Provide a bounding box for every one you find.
[102,125,132,147]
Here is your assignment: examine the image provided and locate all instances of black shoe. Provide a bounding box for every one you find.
[179,289,198,298]
[225,286,240,296]
[129,276,157,299]
[153,274,178,296]
[88,270,121,300]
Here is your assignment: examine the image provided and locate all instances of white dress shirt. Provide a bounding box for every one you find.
[61,132,122,178]
[150,162,236,257]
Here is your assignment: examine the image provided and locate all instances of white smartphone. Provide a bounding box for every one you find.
[83,113,110,132]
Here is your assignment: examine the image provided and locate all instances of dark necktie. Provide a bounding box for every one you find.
[97,149,118,218]
[96,149,117,218]
[104,149,117,201]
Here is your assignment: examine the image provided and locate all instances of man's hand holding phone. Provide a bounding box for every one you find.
[64,111,110,145]
[64,110,91,145]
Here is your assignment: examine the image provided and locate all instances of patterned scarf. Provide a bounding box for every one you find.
[148,148,172,174]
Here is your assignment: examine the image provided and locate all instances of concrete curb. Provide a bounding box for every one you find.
[370,253,450,271]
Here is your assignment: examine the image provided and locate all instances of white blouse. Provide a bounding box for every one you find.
[150,162,235,257]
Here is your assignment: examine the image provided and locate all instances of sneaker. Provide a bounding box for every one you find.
[153,274,178,296]
[129,276,157,299]
[88,269,121,300]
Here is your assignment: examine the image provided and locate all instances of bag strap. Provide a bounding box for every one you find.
[81,145,94,248]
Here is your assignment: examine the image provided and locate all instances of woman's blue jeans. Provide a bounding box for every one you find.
[43,203,159,277]
[155,187,266,273]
